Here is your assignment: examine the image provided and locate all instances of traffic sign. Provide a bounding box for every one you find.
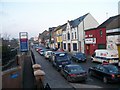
[19,32,28,52]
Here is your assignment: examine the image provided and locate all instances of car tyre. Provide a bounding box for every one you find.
[67,76,71,82]
[103,77,108,83]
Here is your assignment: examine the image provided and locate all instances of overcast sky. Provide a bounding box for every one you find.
[1,0,119,39]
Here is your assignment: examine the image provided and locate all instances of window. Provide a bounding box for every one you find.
[72,33,73,39]
[64,43,66,49]
[100,29,103,37]
[75,32,76,39]
[73,43,77,51]
[67,32,70,40]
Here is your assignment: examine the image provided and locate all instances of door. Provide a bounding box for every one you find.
[86,45,90,55]
[68,43,71,52]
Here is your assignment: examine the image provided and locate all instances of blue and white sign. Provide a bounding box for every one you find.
[19,32,29,52]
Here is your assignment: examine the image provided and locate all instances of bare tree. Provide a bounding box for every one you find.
[2,33,10,40]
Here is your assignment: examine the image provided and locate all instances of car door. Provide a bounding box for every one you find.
[92,65,101,77]
[97,66,105,79]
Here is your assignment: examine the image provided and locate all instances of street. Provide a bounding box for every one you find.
[32,49,120,89]
[33,48,73,88]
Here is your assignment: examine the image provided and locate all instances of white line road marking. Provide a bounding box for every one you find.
[70,83,103,88]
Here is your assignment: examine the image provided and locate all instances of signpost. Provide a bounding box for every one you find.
[19,32,29,52]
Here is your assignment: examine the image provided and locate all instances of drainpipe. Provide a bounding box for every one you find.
[116,42,120,67]
[83,19,85,53]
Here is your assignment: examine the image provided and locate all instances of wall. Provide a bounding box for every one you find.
[85,28,106,55]
[78,14,99,53]
[84,13,99,30]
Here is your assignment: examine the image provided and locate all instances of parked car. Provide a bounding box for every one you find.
[44,51,52,59]
[61,64,87,82]
[88,64,120,83]
[51,52,71,71]
[38,49,48,56]
[71,52,87,62]
[35,46,43,52]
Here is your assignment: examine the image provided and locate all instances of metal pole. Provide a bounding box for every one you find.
[83,19,85,53]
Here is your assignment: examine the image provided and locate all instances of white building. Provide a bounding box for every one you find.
[106,15,120,50]
[63,13,99,53]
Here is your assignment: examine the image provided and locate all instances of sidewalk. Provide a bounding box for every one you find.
[22,55,36,88]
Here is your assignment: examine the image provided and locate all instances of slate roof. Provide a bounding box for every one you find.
[98,14,120,28]
[69,13,89,28]
[54,23,67,32]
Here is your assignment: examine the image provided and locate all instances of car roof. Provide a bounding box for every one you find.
[65,64,81,68]
[53,51,67,54]
[46,50,52,52]
[98,64,117,68]
[76,52,85,54]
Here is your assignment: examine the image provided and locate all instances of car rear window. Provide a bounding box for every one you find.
[56,53,69,61]
[105,65,118,73]
[69,66,84,73]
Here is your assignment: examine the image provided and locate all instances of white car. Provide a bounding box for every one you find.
[44,51,52,59]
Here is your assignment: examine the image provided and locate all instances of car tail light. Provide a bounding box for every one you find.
[69,74,76,77]
[111,74,115,79]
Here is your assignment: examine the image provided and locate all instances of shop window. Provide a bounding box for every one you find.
[73,43,77,51]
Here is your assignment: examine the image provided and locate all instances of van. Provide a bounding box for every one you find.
[91,49,119,65]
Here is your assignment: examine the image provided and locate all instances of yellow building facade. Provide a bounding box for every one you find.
[55,26,63,49]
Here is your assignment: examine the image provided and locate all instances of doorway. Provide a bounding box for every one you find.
[68,43,71,52]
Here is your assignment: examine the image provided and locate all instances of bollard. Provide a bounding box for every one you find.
[32,64,42,71]
[34,70,45,81]
[34,70,45,88]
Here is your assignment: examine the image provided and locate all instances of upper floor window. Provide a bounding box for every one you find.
[72,32,73,39]
[65,34,66,40]
[67,32,70,40]
[75,32,76,39]
[100,29,103,37]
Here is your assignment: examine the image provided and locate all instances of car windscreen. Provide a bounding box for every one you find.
[47,52,52,55]
[69,66,84,73]
[56,53,69,61]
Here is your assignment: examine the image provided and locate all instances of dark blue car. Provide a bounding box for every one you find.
[72,52,87,62]
[51,52,71,71]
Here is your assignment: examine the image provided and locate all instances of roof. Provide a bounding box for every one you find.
[54,23,67,32]
[84,27,97,31]
[49,27,56,31]
[98,14,120,28]
[69,13,89,28]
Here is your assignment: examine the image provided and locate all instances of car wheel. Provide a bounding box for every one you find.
[103,77,108,83]
[56,67,60,71]
[67,76,71,82]
[76,59,78,63]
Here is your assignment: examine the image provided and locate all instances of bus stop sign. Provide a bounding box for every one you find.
[19,32,28,52]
